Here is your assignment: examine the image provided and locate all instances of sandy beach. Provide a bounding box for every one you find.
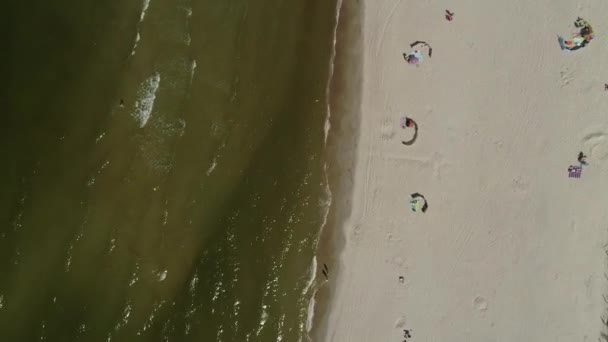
[321,0,608,341]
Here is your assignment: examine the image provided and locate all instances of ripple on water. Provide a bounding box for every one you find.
[138,300,165,334]
[114,301,132,332]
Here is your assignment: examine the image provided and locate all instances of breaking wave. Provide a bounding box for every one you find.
[133,72,161,128]
[130,0,152,56]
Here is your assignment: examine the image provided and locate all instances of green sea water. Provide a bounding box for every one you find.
[2,0,339,340]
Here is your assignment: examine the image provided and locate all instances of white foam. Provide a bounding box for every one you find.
[189,60,197,85]
[162,209,169,226]
[157,270,168,281]
[64,225,86,272]
[303,0,343,335]
[276,314,286,341]
[130,0,152,56]
[133,73,161,128]
[256,305,269,336]
[108,238,116,253]
[189,273,199,293]
[303,256,317,297]
[86,176,95,187]
[139,300,164,334]
[64,245,73,272]
[233,299,241,334]
[40,321,47,340]
[304,163,334,339]
[130,32,141,56]
[95,132,106,143]
[184,6,193,46]
[206,156,218,176]
[140,0,151,22]
[322,0,343,144]
[116,302,132,330]
[211,278,224,302]
[303,256,318,335]
[305,294,316,339]
[128,263,140,286]
[178,118,186,136]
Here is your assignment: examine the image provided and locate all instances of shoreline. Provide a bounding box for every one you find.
[308,0,363,339]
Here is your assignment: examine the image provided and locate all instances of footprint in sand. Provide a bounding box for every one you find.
[392,256,404,266]
[386,232,401,243]
[560,68,572,87]
[511,175,529,193]
[473,296,488,312]
[351,224,362,242]
[394,316,406,328]
[380,118,395,141]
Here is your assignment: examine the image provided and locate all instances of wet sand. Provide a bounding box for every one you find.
[309,0,363,339]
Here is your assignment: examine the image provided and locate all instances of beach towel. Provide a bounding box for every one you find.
[568,165,582,178]
[558,36,586,51]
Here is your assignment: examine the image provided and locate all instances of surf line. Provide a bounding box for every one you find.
[130,0,153,57]
[304,0,344,339]
[323,0,344,145]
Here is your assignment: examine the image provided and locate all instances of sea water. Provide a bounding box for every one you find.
[0,0,340,340]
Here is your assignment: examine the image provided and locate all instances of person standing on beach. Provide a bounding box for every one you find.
[403,329,412,340]
[445,10,454,21]
[578,151,588,165]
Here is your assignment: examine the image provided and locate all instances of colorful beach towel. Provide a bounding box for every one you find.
[568,165,582,178]
[558,36,587,52]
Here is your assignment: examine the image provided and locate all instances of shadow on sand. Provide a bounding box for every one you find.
[401,122,418,146]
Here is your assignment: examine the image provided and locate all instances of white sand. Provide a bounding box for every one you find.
[324,1,608,341]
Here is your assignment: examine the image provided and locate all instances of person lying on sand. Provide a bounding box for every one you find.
[402,52,422,67]
[401,117,418,146]
[405,118,414,128]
